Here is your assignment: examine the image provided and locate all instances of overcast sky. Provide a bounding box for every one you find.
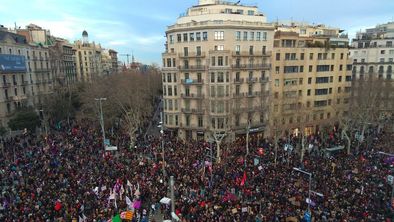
[1,0,393,64]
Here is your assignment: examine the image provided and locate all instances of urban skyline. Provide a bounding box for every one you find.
[1,0,393,65]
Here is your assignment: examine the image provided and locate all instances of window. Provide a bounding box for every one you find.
[215,45,224,51]
[381,50,385,54]
[249,46,254,55]
[189,33,194,41]
[314,100,328,107]
[198,116,203,127]
[202,32,208,41]
[172,58,176,67]
[340,53,344,59]
[184,47,188,56]
[168,86,172,96]
[250,32,254,41]
[218,56,223,66]
[262,32,267,41]
[214,31,224,40]
[243,31,248,41]
[274,79,279,87]
[284,66,299,73]
[167,73,172,82]
[211,72,215,83]
[217,72,224,82]
[309,65,313,72]
[196,32,201,41]
[236,9,244,14]
[300,66,304,72]
[235,45,240,54]
[309,53,313,60]
[256,32,261,41]
[196,46,201,56]
[308,77,312,84]
[275,66,280,74]
[300,53,304,60]
[169,35,174,44]
[276,53,280,61]
[211,57,215,66]
[247,10,254,15]
[315,88,328,95]
[338,76,342,82]
[236,31,241,40]
[317,65,330,72]
[183,33,188,42]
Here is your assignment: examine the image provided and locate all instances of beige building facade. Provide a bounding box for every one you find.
[74,31,103,82]
[0,30,54,127]
[270,29,352,136]
[162,0,274,141]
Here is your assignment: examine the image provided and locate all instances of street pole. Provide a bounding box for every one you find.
[293,167,312,212]
[308,173,312,212]
[95,98,107,150]
[246,120,250,156]
[170,175,175,220]
[210,142,213,186]
[160,111,166,176]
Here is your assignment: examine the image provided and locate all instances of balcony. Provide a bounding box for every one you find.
[161,67,178,71]
[2,83,11,88]
[178,65,206,71]
[231,64,270,70]
[21,81,29,85]
[178,52,206,58]
[232,51,272,57]
[180,93,205,99]
[246,77,258,84]
[181,108,192,114]
[181,79,204,85]
[234,78,244,84]
[35,68,50,73]
[259,77,269,83]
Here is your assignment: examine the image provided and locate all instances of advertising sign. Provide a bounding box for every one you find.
[0,54,26,72]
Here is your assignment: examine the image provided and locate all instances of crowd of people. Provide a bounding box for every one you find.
[0,120,393,221]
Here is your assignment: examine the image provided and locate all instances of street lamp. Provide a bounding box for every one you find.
[95,98,107,150]
[159,111,166,177]
[293,167,312,212]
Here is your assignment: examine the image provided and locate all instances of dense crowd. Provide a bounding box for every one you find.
[0,121,393,221]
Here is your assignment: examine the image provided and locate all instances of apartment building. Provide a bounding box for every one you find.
[0,29,54,126]
[270,29,352,136]
[49,38,77,87]
[74,31,103,82]
[162,0,274,141]
[349,22,394,120]
[350,22,394,80]
[102,49,118,76]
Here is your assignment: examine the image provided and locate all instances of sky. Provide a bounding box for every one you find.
[1,0,393,65]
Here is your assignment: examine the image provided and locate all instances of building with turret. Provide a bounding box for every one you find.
[73,31,103,82]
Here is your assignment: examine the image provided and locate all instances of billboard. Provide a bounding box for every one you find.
[0,54,26,72]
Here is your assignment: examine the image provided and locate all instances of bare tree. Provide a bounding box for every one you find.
[349,74,394,151]
[79,68,162,147]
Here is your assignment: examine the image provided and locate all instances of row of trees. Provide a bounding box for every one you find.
[339,75,394,154]
[4,66,162,145]
[78,68,162,147]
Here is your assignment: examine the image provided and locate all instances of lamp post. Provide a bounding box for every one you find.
[293,167,312,212]
[246,119,250,156]
[159,111,166,177]
[39,109,47,135]
[95,98,107,150]
[170,175,175,221]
